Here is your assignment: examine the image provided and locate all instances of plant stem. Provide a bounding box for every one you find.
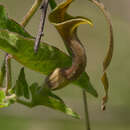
[21,0,43,27]
[0,57,6,87]
[5,54,12,94]
[34,0,49,53]
[82,90,91,130]
[4,0,42,95]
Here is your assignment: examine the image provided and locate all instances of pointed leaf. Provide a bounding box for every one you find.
[0,90,16,108]
[0,30,97,97]
[0,4,98,97]
[29,83,79,118]
[14,68,30,99]
[14,68,79,118]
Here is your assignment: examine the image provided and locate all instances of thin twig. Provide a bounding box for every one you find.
[82,90,91,130]
[5,53,12,94]
[4,0,43,94]
[21,0,43,27]
[34,0,49,53]
[0,56,6,87]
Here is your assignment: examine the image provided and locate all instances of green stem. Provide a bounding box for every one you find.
[82,90,91,130]
[16,0,43,105]
[0,57,6,87]
[21,0,43,27]
[4,0,42,95]
[49,1,91,130]
[5,54,12,94]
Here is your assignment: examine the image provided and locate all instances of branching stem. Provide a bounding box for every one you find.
[4,0,43,94]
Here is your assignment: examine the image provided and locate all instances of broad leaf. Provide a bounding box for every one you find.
[0,29,97,97]
[14,68,30,99]
[0,4,98,97]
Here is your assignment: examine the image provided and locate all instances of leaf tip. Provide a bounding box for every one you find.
[65,107,80,119]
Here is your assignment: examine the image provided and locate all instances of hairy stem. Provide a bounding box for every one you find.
[21,0,43,27]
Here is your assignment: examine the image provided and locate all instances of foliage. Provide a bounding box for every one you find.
[0,0,113,119]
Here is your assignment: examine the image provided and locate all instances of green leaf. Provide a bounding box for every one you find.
[0,4,32,38]
[49,0,57,10]
[0,30,97,97]
[14,68,30,99]
[29,83,79,118]
[14,69,79,118]
[0,90,8,108]
[0,4,98,97]
[74,72,97,97]
[0,90,16,108]
[0,90,5,103]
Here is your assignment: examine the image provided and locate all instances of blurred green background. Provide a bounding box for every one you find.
[0,0,130,130]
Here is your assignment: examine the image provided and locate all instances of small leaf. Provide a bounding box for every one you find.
[0,90,16,108]
[0,90,5,103]
[49,0,57,10]
[14,68,30,99]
